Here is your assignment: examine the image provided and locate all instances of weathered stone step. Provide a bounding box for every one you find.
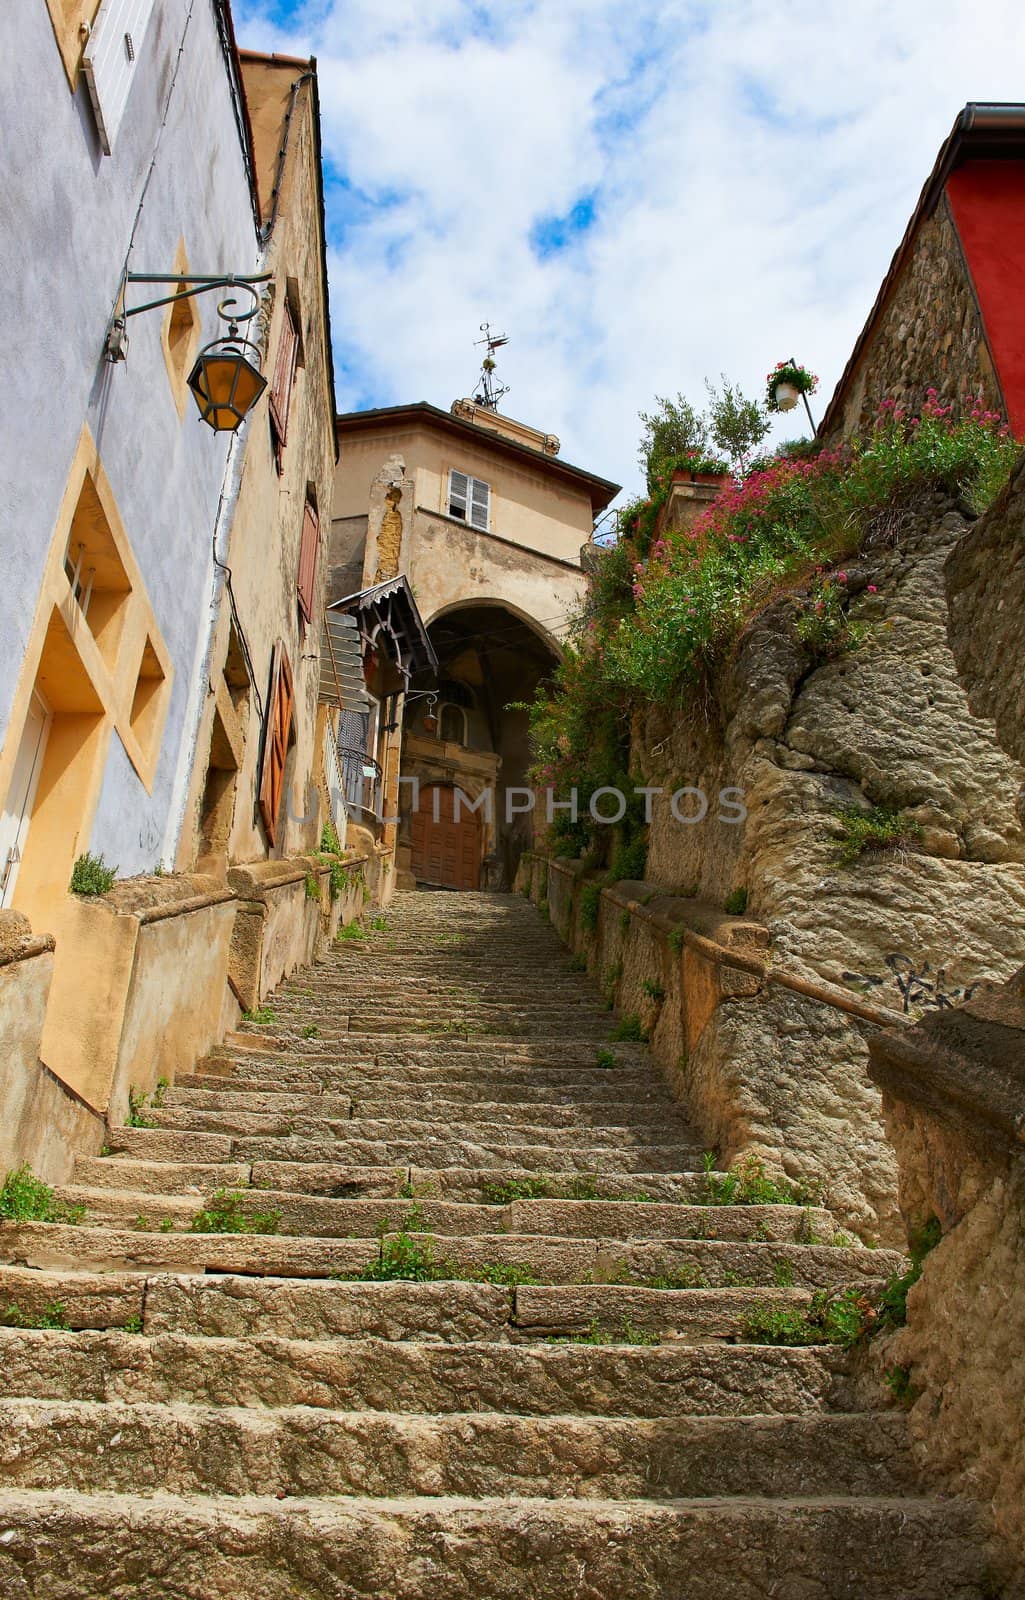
[237,1136,705,1174]
[0,1266,143,1329]
[246,1162,715,1203]
[0,1489,993,1599]
[0,1400,918,1500]
[199,1056,655,1088]
[108,1126,704,1173]
[54,1187,839,1246]
[209,1037,652,1066]
[167,1087,683,1133]
[73,1158,255,1195]
[187,1069,668,1108]
[0,1329,856,1416]
[145,1106,699,1154]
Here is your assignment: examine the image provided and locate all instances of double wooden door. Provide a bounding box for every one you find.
[410,784,480,891]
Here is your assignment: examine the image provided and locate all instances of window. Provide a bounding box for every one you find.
[439,703,468,745]
[296,495,320,624]
[161,241,202,419]
[269,297,300,470]
[448,470,490,531]
[258,644,294,845]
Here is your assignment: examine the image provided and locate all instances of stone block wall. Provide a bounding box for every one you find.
[824,196,1003,440]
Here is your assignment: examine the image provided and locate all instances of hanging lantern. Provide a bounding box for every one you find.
[187,325,267,432]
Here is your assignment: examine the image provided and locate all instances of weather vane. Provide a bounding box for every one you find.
[472,323,510,411]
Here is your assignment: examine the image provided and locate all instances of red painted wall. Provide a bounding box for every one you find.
[946,161,1025,439]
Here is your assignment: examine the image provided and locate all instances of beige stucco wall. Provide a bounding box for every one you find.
[333,422,595,567]
[177,63,337,872]
[0,924,104,1184]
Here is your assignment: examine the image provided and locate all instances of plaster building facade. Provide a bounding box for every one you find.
[330,400,618,894]
[821,103,1025,441]
[0,5,346,1170]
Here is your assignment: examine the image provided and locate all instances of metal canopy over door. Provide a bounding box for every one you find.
[411,784,480,891]
[0,692,52,908]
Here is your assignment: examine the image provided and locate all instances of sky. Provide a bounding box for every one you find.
[232,0,1025,501]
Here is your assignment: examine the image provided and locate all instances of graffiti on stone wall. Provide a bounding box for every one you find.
[843,952,990,1015]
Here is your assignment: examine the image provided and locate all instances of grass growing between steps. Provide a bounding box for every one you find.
[699,1154,821,1208]
[337,1230,542,1287]
[548,1317,661,1346]
[241,1006,276,1025]
[742,1286,872,1348]
[188,1189,281,1235]
[1,1301,69,1330]
[0,1166,85,1225]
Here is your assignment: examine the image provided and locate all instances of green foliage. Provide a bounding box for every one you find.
[667,928,685,955]
[638,392,709,494]
[610,1014,646,1041]
[125,1086,154,1128]
[610,835,648,882]
[482,1176,549,1205]
[70,851,117,895]
[766,359,818,411]
[300,1024,318,1039]
[188,1189,280,1235]
[548,1316,660,1346]
[304,873,321,902]
[724,888,749,915]
[579,881,603,931]
[743,1286,871,1347]
[706,375,771,475]
[877,1216,942,1332]
[595,1047,619,1069]
[476,1261,540,1287]
[884,1364,922,1407]
[241,1006,275,1025]
[369,915,388,931]
[834,805,922,866]
[151,1076,169,1108]
[795,570,869,658]
[565,1172,599,1200]
[641,1262,707,1290]
[123,1314,143,1333]
[700,1153,821,1208]
[568,952,588,973]
[1,1300,69,1330]
[0,1165,84,1225]
[336,921,366,942]
[347,1232,447,1282]
[642,979,665,1002]
[320,820,341,854]
[528,406,1018,793]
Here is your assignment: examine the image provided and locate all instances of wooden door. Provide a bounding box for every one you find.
[411,784,480,891]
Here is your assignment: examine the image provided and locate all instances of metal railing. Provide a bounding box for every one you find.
[338,745,382,820]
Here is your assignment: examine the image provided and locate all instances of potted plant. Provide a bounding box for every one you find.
[668,450,732,487]
[766,360,818,413]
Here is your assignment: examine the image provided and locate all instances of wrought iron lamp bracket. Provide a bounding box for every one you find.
[105,271,272,362]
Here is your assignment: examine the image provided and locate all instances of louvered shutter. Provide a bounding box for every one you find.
[269,301,299,445]
[469,477,490,530]
[258,645,294,845]
[296,500,320,624]
[82,0,156,153]
[448,470,469,520]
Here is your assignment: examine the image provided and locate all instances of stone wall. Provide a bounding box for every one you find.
[946,450,1025,770]
[825,196,1003,440]
[868,974,1025,1588]
[517,853,907,1242]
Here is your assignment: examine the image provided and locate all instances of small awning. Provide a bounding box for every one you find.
[328,574,438,685]
[319,609,371,710]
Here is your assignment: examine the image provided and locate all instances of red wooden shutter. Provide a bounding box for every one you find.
[258,644,294,845]
[296,498,320,624]
[268,300,299,444]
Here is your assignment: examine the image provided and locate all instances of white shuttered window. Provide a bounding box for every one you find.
[448,470,490,531]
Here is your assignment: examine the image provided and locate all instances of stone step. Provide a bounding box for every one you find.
[208,1037,652,1067]
[144,1106,701,1154]
[107,1125,705,1172]
[197,1057,655,1089]
[0,1489,993,1599]
[0,1219,895,1289]
[186,1070,669,1107]
[0,1266,143,1329]
[73,1158,257,1195]
[166,1087,685,1132]
[0,1400,918,1500]
[0,1329,857,1416]
[246,1162,716,1203]
[54,1187,839,1246]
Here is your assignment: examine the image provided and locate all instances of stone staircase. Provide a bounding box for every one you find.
[0,891,1001,1596]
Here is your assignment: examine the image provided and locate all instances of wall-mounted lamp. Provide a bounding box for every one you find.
[105,271,272,432]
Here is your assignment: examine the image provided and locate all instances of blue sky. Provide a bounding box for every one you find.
[233,0,1025,497]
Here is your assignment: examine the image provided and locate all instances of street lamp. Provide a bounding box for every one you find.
[104,270,272,432]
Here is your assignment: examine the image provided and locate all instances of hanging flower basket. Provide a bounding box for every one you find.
[766,361,818,414]
[666,450,732,487]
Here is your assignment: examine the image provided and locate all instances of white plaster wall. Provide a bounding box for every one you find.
[0,0,262,876]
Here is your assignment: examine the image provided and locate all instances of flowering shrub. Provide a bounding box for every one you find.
[766,360,818,411]
[668,449,732,479]
[529,400,1019,808]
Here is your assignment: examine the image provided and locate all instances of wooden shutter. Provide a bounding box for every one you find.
[82,0,156,153]
[296,499,320,623]
[469,477,490,530]
[269,300,299,445]
[448,470,469,519]
[258,644,294,845]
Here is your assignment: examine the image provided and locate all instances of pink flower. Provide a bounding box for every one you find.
[867,584,878,594]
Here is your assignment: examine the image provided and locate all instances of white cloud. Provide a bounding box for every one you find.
[235,0,1025,497]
